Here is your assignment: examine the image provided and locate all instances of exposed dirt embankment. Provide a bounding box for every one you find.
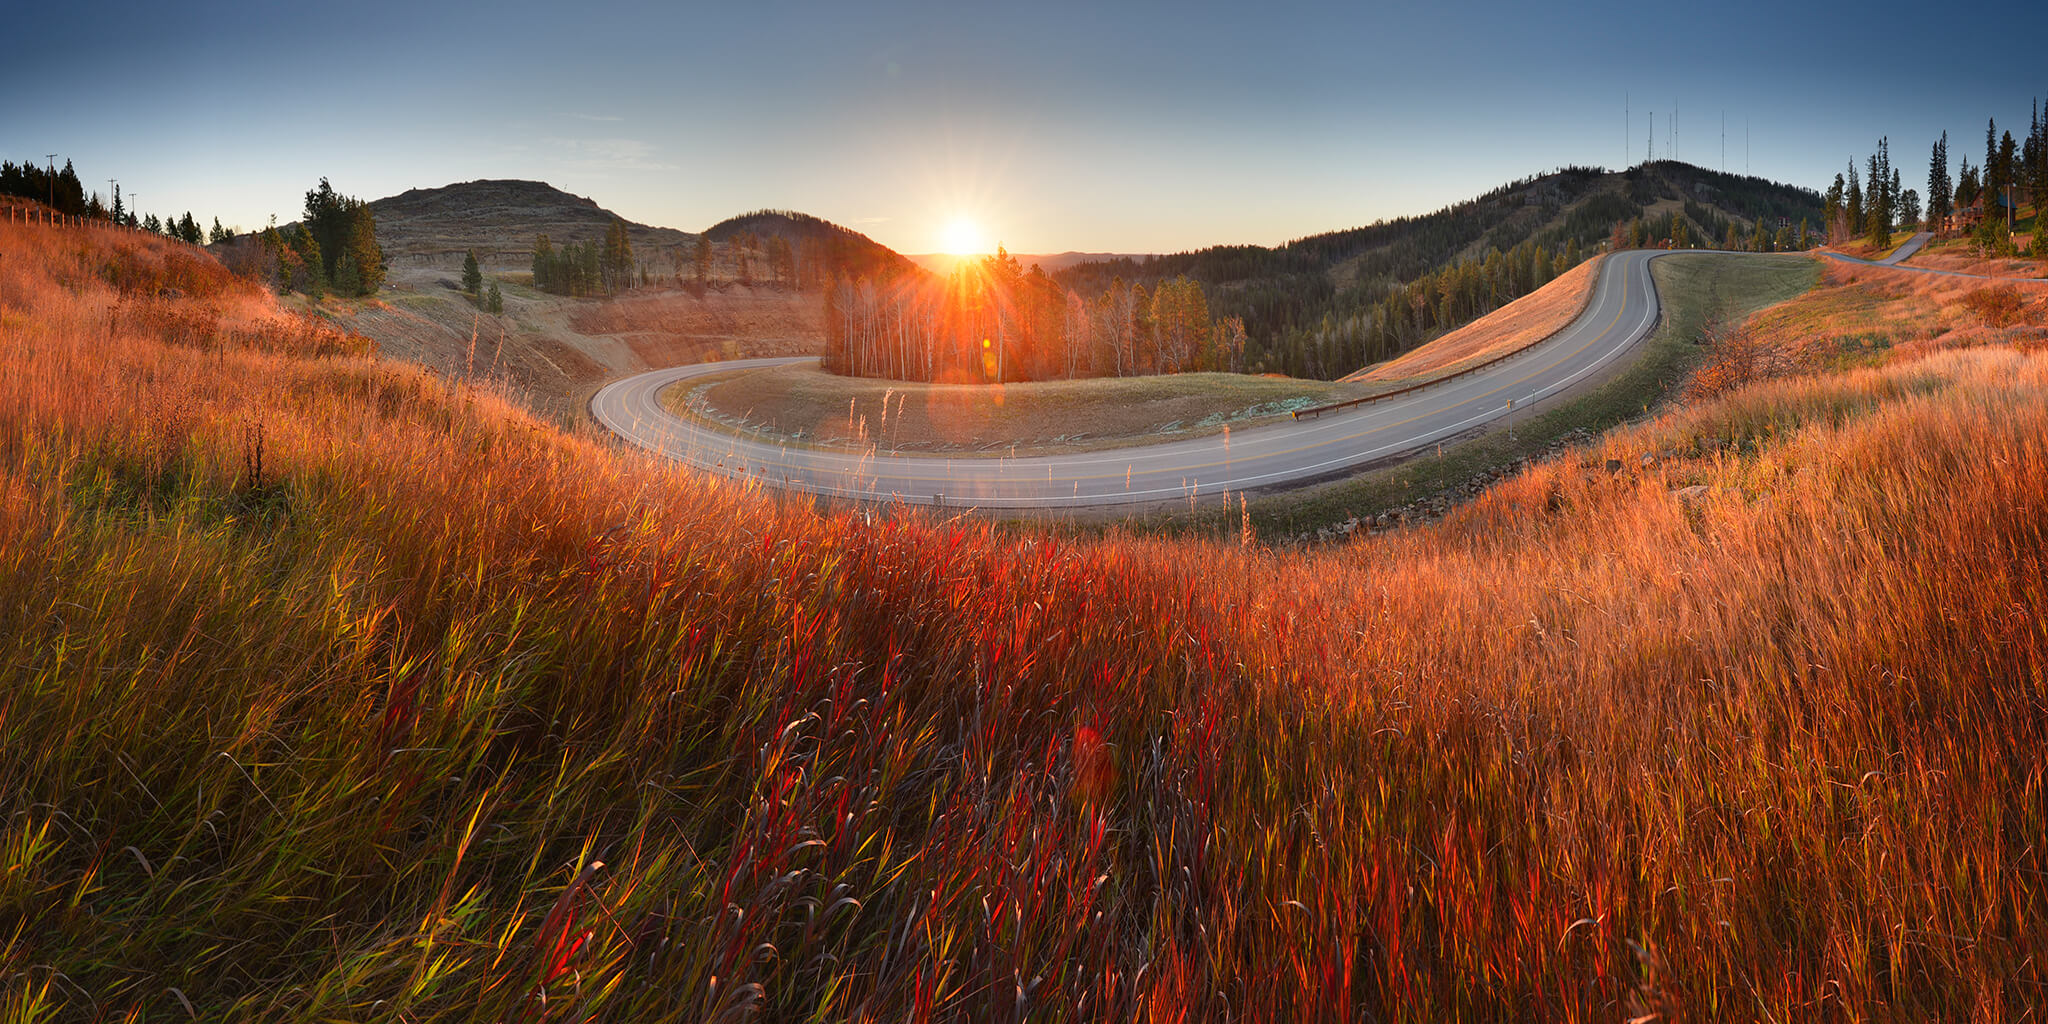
[322,267,823,427]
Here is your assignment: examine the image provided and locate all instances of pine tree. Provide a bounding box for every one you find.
[346,204,384,294]
[1824,173,1845,240]
[1928,133,1952,233]
[1986,118,1998,184]
[1996,130,2019,233]
[209,217,231,245]
[486,282,503,314]
[462,250,483,296]
[334,252,362,296]
[601,220,633,293]
[1845,162,1863,244]
[532,235,554,292]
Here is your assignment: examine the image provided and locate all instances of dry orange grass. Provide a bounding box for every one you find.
[1744,259,2048,373]
[1353,254,1605,382]
[1837,231,2048,278]
[3,218,2045,1020]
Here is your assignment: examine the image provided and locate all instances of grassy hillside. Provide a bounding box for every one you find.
[1057,162,1825,377]
[4,218,2045,1020]
[666,363,1364,455]
[367,179,695,273]
[300,183,853,425]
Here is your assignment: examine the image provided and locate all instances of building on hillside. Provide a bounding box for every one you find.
[1950,198,1985,233]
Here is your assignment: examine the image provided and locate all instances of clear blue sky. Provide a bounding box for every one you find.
[6,0,2044,253]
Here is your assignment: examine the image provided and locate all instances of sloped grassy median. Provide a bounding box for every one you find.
[661,362,1374,456]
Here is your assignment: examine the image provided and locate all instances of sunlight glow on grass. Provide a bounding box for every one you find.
[3,215,2045,1019]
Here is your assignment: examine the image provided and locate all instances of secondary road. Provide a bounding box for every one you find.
[592,248,1702,508]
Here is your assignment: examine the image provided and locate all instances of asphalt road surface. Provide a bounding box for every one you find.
[591,247,1932,508]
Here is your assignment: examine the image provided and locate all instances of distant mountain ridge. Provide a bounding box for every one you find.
[906,251,1156,275]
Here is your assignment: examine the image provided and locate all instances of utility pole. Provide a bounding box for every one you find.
[1648,112,1655,164]
[1625,93,1629,169]
[1722,111,1726,173]
[106,179,116,221]
[45,154,56,209]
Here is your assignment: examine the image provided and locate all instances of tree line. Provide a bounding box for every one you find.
[254,178,385,298]
[1253,238,1589,379]
[1835,99,2048,257]
[531,220,637,297]
[822,236,1597,383]
[3,155,237,247]
[823,250,1247,383]
[1053,162,1822,380]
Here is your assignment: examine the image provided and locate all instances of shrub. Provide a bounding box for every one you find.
[1961,285,2026,327]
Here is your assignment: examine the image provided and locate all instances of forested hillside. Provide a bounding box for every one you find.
[1056,162,1824,377]
[705,210,915,288]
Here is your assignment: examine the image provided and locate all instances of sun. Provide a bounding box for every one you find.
[940,217,989,256]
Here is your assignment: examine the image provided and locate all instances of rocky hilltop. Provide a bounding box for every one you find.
[368,179,693,269]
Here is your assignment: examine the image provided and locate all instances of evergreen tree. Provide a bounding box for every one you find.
[1995,130,2019,231]
[209,217,232,245]
[1900,188,1921,230]
[1957,158,1980,211]
[486,281,503,314]
[1986,118,1998,183]
[1824,173,1845,240]
[693,235,713,284]
[347,204,384,294]
[289,225,325,298]
[601,220,633,293]
[301,178,383,296]
[462,249,483,296]
[1845,162,1863,244]
[1928,133,1952,233]
[334,251,362,296]
[532,234,554,292]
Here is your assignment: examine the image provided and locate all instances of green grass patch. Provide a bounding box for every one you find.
[665,364,1369,456]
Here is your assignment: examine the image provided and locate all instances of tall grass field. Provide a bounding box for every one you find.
[2,218,2044,1020]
